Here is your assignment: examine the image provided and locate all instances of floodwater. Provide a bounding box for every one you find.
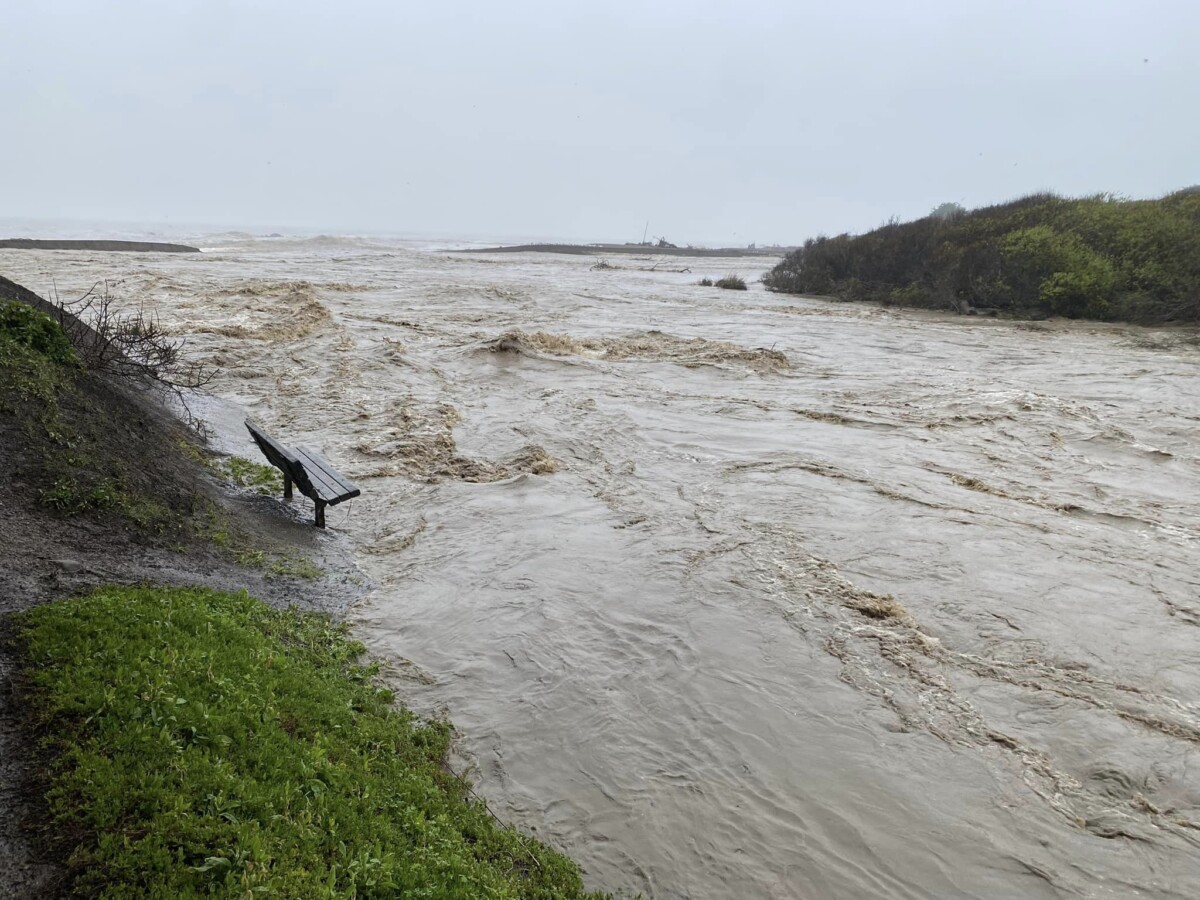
[5,236,1200,898]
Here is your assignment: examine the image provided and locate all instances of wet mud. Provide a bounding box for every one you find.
[5,238,1199,898]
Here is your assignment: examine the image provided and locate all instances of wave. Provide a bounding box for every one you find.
[351,398,557,483]
[173,280,332,342]
[483,329,790,373]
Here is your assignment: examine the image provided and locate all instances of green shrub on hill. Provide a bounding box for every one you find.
[0,300,77,365]
[0,301,79,411]
[763,190,1200,323]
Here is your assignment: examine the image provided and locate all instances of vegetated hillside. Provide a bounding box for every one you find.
[763,189,1200,323]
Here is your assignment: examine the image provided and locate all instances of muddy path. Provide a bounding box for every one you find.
[5,238,1199,898]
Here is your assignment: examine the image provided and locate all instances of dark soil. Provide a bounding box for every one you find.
[0,280,366,897]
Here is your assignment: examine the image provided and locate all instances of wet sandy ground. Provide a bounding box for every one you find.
[5,237,1199,898]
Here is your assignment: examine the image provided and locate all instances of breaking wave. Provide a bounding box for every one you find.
[176,280,333,341]
[352,398,557,483]
[484,329,791,372]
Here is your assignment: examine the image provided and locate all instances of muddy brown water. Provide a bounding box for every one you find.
[5,237,1200,898]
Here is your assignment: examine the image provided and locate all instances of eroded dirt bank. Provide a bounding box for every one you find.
[5,239,1200,899]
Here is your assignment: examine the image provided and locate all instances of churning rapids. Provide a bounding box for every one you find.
[6,236,1200,899]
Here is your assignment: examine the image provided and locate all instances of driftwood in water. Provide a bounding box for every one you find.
[590,259,692,274]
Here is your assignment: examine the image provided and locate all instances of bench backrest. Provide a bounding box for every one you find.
[245,419,316,497]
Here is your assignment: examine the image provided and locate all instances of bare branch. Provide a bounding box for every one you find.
[51,281,219,429]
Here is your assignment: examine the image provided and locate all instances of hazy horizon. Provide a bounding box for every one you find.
[4,1,1198,245]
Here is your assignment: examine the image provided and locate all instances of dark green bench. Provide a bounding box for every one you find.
[245,419,361,527]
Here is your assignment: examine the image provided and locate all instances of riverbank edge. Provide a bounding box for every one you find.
[0,279,608,898]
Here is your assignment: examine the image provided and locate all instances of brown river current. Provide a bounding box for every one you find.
[6,236,1200,898]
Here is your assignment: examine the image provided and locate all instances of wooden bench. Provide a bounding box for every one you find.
[245,419,361,527]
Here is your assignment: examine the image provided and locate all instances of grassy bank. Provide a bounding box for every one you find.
[1,297,190,536]
[17,586,606,899]
[0,294,322,578]
[763,189,1200,323]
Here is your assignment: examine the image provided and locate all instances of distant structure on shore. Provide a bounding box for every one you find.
[622,236,679,249]
[465,242,792,259]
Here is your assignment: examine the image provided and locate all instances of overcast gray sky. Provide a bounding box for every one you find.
[3,1,1197,244]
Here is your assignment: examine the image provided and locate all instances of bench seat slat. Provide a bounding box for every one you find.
[295,446,361,505]
[295,445,359,496]
[292,448,344,495]
[293,453,343,503]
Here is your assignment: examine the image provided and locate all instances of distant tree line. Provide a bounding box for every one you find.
[762,189,1200,323]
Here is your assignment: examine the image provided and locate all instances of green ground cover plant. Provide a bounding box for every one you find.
[176,442,283,498]
[0,299,78,366]
[17,586,607,899]
[0,306,75,407]
[218,455,284,495]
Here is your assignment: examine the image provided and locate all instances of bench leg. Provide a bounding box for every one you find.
[284,474,293,500]
[315,500,326,529]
